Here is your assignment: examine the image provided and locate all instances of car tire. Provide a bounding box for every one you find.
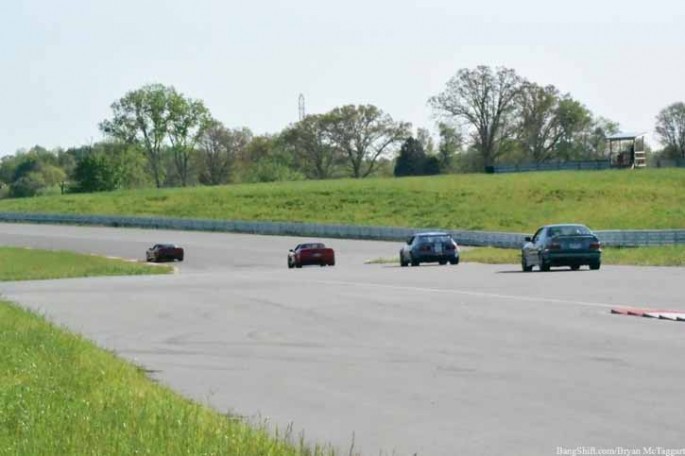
[450,257,459,265]
[295,262,302,269]
[329,260,335,267]
[439,260,447,265]
[400,253,408,267]
[571,265,580,271]
[522,258,533,272]
[540,258,551,272]
[287,258,294,269]
[410,254,419,267]
[178,255,184,262]
[590,262,601,271]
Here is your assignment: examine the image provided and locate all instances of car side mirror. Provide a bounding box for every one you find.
[524,236,532,242]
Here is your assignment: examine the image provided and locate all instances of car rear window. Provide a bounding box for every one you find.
[547,226,591,237]
[301,243,325,249]
[419,235,453,243]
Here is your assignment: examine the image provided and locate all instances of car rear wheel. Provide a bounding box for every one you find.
[540,259,551,272]
[570,265,580,271]
[589,262,601,271]
[439,260,447,265]
[450,257,459,265]
[410,254,419,267]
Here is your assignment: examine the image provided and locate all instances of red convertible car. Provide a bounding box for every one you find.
[288,242,335,268]
[146,244,184,262]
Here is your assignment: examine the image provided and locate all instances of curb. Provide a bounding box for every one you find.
[611,307,685,322]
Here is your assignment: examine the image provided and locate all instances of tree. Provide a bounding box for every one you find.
[437,122,462,171]
[516,83,564,163]
[655,102,685,159]
[72,153,120,193]
[416,128,435,155]
[198,122,252,185]
[9,162,65,197]
[281,115,339,179]
[323,105,410,178]
[100,84,211,188]
[430,66,523,169]
[167,92,212,186]
[239,135,303,183]
[394,137,427,176]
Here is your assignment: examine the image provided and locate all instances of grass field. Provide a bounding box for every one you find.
[366,245,685,267]
[0,169,683,231]
[0,247,172,281]
[0,302,335,456]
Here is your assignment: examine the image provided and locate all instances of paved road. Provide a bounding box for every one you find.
[1,223,684,456]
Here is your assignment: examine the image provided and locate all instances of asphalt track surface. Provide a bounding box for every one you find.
[1,223,684,456]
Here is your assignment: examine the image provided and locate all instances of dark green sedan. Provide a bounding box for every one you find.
[521,224,602,272]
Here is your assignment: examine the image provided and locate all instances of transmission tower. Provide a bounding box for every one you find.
[298,93,305,121]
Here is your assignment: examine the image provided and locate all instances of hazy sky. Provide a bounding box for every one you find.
[1,0,683,155]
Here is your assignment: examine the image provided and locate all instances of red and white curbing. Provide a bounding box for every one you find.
[611,307,685,322]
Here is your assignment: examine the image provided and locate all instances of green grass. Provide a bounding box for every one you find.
[365,246,685,267]
[0,169,684,231]
[0,301,336,456]
[0,247,172,281]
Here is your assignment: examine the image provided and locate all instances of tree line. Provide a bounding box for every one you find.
[1,66,683,198]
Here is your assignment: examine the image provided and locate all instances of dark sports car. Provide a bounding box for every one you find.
[288,242,335,268]
[146,244,184,262]
[521,224,601,272]
[400,232,460,267]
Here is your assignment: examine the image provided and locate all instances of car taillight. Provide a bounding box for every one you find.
[549,242,561,250]
[590,242,601,250]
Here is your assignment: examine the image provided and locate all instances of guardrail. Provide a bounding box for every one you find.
[0,212,683,248]
[489,160,611,174]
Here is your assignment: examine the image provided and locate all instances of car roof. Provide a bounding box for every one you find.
[542,223,590,229]
[414,232,450,236]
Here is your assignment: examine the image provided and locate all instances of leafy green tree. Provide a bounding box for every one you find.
[553,98,594,160]
[281,115,340,179]
[198,122,252,185]
[236,134,303,183]
[167,92,212,186]
[100,84,172,188]
[430,66,523,169]
[516,83,563,163]
[9,162,65,197]
[72,153,120,193]
[416,128,436,156]
[437,123,462,172]
[394,137,427,176]
[655,102,685,159]
[322,105,410,178]
[100,84,211,188]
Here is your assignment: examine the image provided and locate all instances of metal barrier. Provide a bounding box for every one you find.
[0,212,683,248]
[491,160,611,174]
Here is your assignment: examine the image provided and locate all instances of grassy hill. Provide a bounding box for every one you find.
[0,169,683,232]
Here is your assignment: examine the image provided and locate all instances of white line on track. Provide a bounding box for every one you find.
[305,278,622,310]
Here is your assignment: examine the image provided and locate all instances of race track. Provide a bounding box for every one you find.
[1,223,684,456]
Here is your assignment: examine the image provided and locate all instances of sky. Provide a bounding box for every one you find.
[1,0,684,156]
